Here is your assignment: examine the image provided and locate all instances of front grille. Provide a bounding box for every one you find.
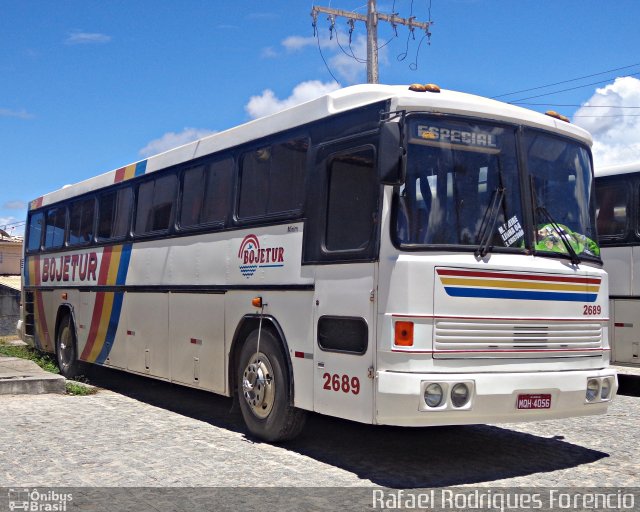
[434,318,603,358]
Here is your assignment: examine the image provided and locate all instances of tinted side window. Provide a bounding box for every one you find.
[595,181,628,241]
[180,165,205,228]
[135,174,178,234]
[202,158,233,225]
[44,207,66,250]
[97,188,133,240]
[27,212,44,252]
[179,157,233,228]
[68,198,95,246]
[325,147,377,251]
[238,138,307,218]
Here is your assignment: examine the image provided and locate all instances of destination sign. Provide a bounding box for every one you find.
[417,125,498,149]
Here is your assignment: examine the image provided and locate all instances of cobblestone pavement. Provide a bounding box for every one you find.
[0,367,637,489]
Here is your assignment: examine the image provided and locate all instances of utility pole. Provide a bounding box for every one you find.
[311,0,432,84]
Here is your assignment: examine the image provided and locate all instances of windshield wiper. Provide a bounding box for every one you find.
[475,186,506,258]
[535,205,582,265]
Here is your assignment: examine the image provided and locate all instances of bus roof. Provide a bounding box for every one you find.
[595,161,640,178]
[31,83,593,209]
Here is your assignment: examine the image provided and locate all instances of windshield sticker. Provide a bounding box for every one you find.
[418,125,498,149]
[498,216,524,247]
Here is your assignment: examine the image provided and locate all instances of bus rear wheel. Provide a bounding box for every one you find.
[237,329,306,442]
[56,314,80,379]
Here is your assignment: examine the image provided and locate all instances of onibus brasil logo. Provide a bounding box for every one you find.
[238,234,285,278]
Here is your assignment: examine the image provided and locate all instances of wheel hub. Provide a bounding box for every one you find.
[242,353,275,419]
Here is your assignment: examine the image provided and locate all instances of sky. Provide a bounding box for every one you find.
[2,0,640,236]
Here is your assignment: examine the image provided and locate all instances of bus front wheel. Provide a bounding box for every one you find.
[56,314,80,379]
[237,329,306,442]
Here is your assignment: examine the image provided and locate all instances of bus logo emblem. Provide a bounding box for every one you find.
[238,234,285,279]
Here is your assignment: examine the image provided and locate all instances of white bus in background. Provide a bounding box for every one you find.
[18,84,616,442]
[595,161,640,365]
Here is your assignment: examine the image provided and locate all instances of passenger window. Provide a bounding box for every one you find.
[180,165,206,228]
[238,138,307,218]
[26,212,44,252]
[596,182,628,240]
[68,198,95,246]
[43,207,66,250]
[325,147,377,251]
[180,157,233,228]
[97,188,133,240]
[135,174,178,234]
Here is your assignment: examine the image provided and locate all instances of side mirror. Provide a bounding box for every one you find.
[378,122,405,185]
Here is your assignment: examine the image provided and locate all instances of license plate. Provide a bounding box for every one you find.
[517,393,551,410]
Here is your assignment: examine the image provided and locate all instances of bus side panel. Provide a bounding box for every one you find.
[602,246,632,296]
[224,290,316,410]
[169,293,225,393]
[611,298,640,364]
[125,292,170,379]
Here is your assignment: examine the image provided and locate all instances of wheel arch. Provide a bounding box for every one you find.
[229,315,295,405]
[54,304,76,354]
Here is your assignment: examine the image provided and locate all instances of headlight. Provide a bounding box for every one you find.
[586,379,600,402]
[451,383,470,408]
[424,383,444,408]
[601,378,612,400]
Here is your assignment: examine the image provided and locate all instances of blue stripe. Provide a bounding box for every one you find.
[96,244,132,364]
[135,160,147,177]
[95,292,124,364]
[444,287,598,303]
[116,244,132,285]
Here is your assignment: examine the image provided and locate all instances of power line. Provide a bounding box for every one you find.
[311,1,432,83]
[507,72,640,103]
[492,62,640,99]
[513,102,640,108]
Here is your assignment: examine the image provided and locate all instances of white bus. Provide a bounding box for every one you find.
[595,161,640,365]
[18,84,616,441]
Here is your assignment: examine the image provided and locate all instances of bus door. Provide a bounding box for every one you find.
[307,139,380,423]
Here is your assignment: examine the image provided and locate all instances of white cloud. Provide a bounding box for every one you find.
[139,128,217,157]
[282,35,316,52]
[66,31,111,45]
[261,46,278,59]
[0,108,34,119]
[244,80,341,119]
[2,201,26,210]
[573,77,640,168]
[328,33,368,84]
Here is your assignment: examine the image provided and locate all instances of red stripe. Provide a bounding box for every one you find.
[114,167,126,183]
[34,256,41,286]
[97,247,113,285]
[80,292,106,360]
[436,268,601,285]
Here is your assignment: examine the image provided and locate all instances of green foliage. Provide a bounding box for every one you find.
[65,381,97,396]
[0,342,60,374]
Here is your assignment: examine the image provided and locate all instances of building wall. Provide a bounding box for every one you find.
[0,241,22,275]
[0,287,20,337]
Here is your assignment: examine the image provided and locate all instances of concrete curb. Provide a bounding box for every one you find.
[0,356,66,395]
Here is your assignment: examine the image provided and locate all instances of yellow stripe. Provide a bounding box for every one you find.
[87,293,114,362]
[124,163,136,180]
[106,245,122,286]
[440,277,600,293]
[29,259,36,286]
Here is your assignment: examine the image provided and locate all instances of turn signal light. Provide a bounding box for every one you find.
[394,321,414,346]
[251,297,263,308]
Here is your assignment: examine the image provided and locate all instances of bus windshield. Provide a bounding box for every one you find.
[394,116,600,260]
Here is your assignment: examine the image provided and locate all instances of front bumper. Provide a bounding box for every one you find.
[376,368,617,426]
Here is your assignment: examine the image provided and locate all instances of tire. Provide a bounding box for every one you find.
[56,314,80,378]
[237,329,306,442]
